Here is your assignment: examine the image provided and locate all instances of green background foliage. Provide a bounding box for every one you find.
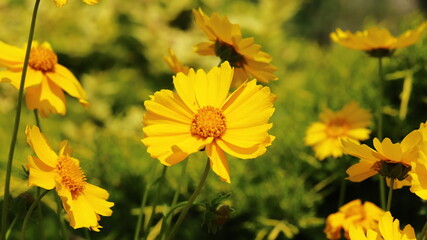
[1,0,427,239]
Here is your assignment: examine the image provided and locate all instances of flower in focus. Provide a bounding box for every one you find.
[304,102,372,160]
[349,211,416,240]
[330,23,427,57]
[164,48,190,75]
[409,121,427,199]
[324,199,383,240]
[26,125,113,231]
[342,130,422,188]
[142,61,275,183]
[53,0,99,8]
[0,41,88,117]
[193,8,277,87]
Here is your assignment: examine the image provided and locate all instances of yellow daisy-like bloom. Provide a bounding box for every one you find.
[142,61,275,183]
[0,41,88,117]
[342,130,422,187]
[349,211,416,240]
[164,48,190,75]
[409,121,427,199]
[304,102,372,160]
[53,0,99,8]
[324,199,384,240]
[330,23,427,57]
[192,8,278,87]
[26,125,113,231]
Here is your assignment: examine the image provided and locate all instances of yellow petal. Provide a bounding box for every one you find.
[54,0,67,7]
[26,78,66,117]
[206,141,230,183]
[0,41,24,68]
[341,139,378,162]
[173,70,198,112]
[84,183,114,217]
[27,156,56,189]
[25,125,58,167]
[47,65,88,104]
[346,160,377,182]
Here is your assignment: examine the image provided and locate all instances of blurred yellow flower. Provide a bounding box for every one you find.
[164,48,190,75]
[349,211,416,240]
[324,199,383,240]
[0,41,88,117]
[304,102,372,160]
[342,130,422,187]
[53,0,99,8]
[409,121,427,199]
[193,8,277,87]
[26,125,113,231]
[142,62,275,183]
[330,23,427,57]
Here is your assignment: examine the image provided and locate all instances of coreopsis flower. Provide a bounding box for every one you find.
[304,102,372,160]
[409,121,427,199]
[164,48,190,74]
[342,129,422,188]
[330,23,427,57]
[0,41,88,117]
[142,61,275,183]
[325,199,384,240]
[26,125,113,231]
[193,8,277,87]
[349,211,416,240]
[53,0,99,8]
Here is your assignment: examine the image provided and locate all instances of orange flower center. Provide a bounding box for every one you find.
[326,118,349,137]
[56,156,87,199]
[29,46,58,72]
[191,106,226,138]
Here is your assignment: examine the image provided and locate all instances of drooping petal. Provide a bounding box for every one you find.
[26,77,66,117]
[27,156,56,190]
[25,125,58,167]
[346,160,377,182]
[206,141,230,183]
[84,183,114,217]
[0,41,25,68]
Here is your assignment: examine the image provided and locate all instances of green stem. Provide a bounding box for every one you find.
[143,166,168,239]
[337,179,346,209]
[419,219,427,240]
[33,110,42,130]
[1,1,41,239]
[159,161,188,240]
[20,189,49,240]
[377,57,386,210]
[162,201,205,227]
[55,195,67,240]
[5,214,18,240]
[36,188,44,240]
[167,158,210,240]
[386,178,394,212]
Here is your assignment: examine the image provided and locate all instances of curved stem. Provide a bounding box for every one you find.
[167,158,210,240]
[20,189,49,240]
[143,166,167,239]
[385,178,394,212]
[1,1,41,239]
[377,57,386,210]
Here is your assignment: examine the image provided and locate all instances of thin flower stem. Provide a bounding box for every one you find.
[159,161,188,240]
[167,158,210,240]
[36,188,44,240]
[386,178,394,212]
[143,166,168,240]
[55,195,68,240]
[33,110,42,130]
[1,0,41,239]
[419,219,427,240]
[377,57,386,210]
[162,201,205,229]
[337,179,346,209]
[20,189,49,240]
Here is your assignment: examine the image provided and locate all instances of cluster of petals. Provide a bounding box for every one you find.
[26,125,113,231]
[324,199,383,240]
[0,41,88,117]
[349,211,416,240]
[142,61,275,183]
[193,8,277,87]
[304,102,372,160]
[330,23,427,51]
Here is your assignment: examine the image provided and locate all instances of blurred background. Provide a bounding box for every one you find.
[1,0,427,239]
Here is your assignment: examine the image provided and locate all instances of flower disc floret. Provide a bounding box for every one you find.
[191,106,226,138]
[29,45,58,72]
[56,156,87,199]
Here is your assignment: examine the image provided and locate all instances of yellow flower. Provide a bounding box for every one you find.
[330,23,427,57]
[324,199,383,240]
[164,48,190,75]
[0,41,88,117]
[349,211,416,240]
[53,0,99,8]
[304,102,372,160]
[192,8,278,87]
[342,130,422,187]
[142,61,275,183]
[26,125,113,231]
[409,121,427,199]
